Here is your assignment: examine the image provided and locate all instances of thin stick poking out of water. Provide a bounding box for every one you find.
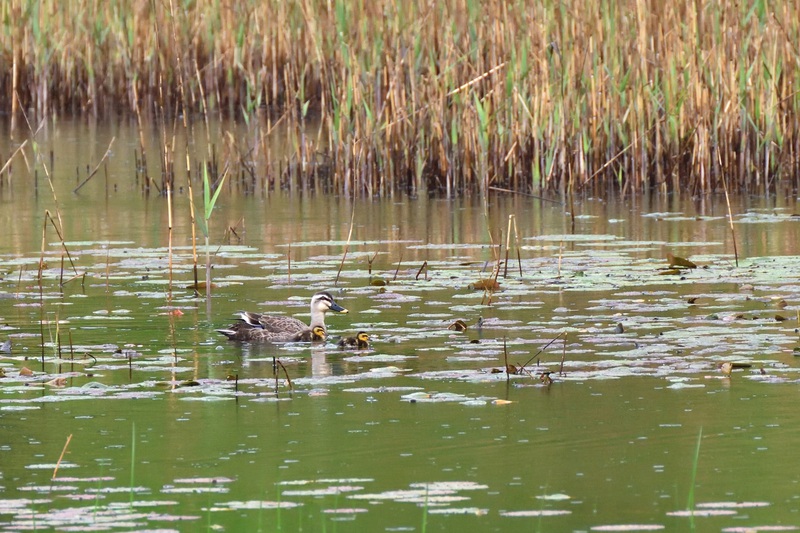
[129,423,136,507]
[415,261,428,280]
[166,182,174,295]
[73,136,115,193]
[287,244,292,283]
[518,331,565,373]
[105,246,110,292]
[504,218,511,278]
[335,196,357,286]
[41,210,79,279]
[0,140,27,177]
[273,357,293,393]
[687,426,703,525]
[393,251,403,281]
[503,337,510,382]
[68,330,74,372]
[719,154,739,267]
[512,215,522,277]
[52,434,73,480]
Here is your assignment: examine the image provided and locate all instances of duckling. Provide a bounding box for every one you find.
[218,292,348,342]
[290,325,327,342]
[338,331,370,350]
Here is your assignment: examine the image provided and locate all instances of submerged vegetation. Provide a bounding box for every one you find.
[2,0,800,195]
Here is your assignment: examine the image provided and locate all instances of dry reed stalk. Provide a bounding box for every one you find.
[52,434,73,480]
[40,211,79,281]
[6,1,800,195]
[60,271,86,288]
[502,215,523,278]
[68,330,74,372]
[504,218,512,278]
[105,246,110,292]
[334,196,357,286]
[503,337,510,383]
[393,251,403,282]
[22,108,82,289]
[73,136,115,193]
[518,331,565,374]
[38,278,45,365]
[719,153,740,267]
[186,177,199,295]
[0,140,28,178]
[367,252,378,275]
[166,182,174,293]
[131,82,149,193]
[415,261,428,281]
[165,180,179,360]
[511,216,522,276]
[273,357,293,393]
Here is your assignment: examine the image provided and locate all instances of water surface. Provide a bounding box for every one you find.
[1,118,800,531]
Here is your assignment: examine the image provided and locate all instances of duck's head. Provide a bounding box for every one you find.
[312,292,348,314]
[356,332,369,343]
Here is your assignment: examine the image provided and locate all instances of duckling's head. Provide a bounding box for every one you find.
[312,292,348,314]
[312,325,327,340]
[356,332,369,343]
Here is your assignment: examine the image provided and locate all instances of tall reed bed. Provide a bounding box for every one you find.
[2,0,799,195]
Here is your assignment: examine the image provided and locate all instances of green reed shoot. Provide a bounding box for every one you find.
[129,421,136,507]
[197,164,228,298]
[686,426,703,529]
[421,483,429,533]
[93,463,103,520]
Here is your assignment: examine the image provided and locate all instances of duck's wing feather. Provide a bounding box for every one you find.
[290,328,314,342]
[237,311,307,333]
[218,321,298,342]
[337,337,355,348]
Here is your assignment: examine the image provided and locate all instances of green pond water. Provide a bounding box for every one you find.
[2,118,800,531]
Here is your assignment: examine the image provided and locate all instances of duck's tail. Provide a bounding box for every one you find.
[217,321,256,340]
[216,327,239,340]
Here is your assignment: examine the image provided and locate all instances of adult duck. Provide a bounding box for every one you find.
[217,292,347,342]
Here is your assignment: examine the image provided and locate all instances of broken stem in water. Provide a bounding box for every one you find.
[335,194,357,286]
[52,434,73,480]
[719,153,739,267]
[73,136,116,193]
[518,331,566,373]
[503,337,510,382]
[393,251,403,281]
[415,261,428,281]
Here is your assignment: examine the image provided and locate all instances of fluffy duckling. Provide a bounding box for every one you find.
[290,325,327,342]
[338,331,370,350]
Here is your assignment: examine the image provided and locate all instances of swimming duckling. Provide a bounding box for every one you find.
[290,325,327,342]
[218,292,347,342]
[338,331,370,350]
